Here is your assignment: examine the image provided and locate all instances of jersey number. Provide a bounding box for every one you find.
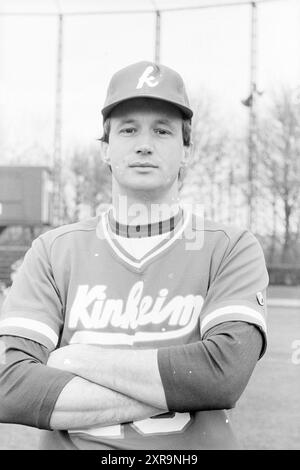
[70,412,191,438]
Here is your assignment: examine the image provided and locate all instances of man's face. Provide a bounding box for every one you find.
[104,98,187,195]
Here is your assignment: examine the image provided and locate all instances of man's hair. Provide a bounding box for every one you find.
[100,117,192,147]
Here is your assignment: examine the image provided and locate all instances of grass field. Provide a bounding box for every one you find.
[229,305,300,450]
[0,296,299,449]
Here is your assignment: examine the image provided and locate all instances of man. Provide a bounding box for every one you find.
[0,61,268,450]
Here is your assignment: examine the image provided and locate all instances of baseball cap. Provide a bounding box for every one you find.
[101,61,193,121]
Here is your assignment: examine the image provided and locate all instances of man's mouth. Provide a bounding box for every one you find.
[129,162,158,168]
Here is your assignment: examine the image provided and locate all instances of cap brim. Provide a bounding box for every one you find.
[101,94,193,120]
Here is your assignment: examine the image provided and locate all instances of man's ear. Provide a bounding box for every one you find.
[100,141,110,165]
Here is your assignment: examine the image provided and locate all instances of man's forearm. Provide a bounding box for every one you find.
[50,375,163,430]
[48,345,168,410]
[48,322,263,414]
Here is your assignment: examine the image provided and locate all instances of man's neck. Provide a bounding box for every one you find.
[111,187,180,226]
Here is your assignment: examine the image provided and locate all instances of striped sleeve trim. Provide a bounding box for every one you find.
[201,305,267,337]
[0,317,59,348]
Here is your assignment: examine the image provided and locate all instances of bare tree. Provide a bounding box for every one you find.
[257,88,300,264]
[68,144,111,222]
[181,97,244,225]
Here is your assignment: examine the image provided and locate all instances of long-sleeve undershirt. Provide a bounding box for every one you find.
[0,320,262,429]
[0,335,75,429]
[158,321,263,412]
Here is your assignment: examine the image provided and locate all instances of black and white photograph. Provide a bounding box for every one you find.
[0,0,299,452]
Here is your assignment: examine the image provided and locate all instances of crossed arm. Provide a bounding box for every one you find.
[49,375,165,430]
[0,322,262,431]
[48,321,263,429]
[48,346,168,430]
[0,335,165,431]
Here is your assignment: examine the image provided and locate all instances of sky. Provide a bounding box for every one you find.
[0,0,300,161]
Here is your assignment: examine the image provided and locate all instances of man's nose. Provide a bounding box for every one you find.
[134,143,153,155]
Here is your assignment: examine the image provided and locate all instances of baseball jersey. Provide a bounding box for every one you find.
[0,208,269,449]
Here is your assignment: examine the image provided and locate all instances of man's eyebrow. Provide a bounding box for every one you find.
[117,118,137,125]
[154,119,176,128]
[115,117,176,128]
[154,119,172,125]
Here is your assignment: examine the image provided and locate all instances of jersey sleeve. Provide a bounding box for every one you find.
[0,236,63,351]
[0,335,75,429]
[200,230,269,356]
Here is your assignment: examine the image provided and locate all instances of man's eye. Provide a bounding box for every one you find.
[120,128,136,134]
[155,129,170,135]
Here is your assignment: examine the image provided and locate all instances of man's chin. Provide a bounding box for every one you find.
[114,173,177,196]
[123,179,171,195]
[127,183,164,193]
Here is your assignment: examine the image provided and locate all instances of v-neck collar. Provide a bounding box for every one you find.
[97,207,191,272]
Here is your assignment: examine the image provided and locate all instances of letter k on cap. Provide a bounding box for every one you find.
[136,66,159,89]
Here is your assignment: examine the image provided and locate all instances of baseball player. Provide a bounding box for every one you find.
[0,61,269,450]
